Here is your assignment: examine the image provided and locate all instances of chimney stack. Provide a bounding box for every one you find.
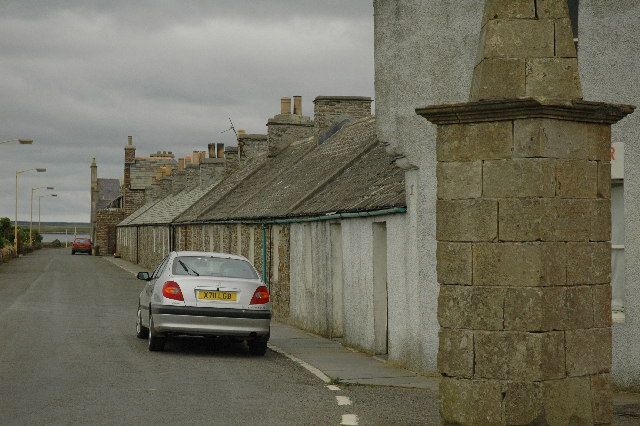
[267,96,314,156]
[313,96,372,142]
[178,158,185,172]
[280,97,292,115]
[293,96,303,115]
[123,135,136,189]
[208,143,216,159]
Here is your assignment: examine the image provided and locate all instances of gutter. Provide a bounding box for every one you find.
[167,207,407,227]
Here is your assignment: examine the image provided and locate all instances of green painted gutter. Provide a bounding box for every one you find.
[261,223,268,286]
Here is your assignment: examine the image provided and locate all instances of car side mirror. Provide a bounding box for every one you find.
[137,272,151,281]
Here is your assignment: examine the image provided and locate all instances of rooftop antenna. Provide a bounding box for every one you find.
[220,117,238,138]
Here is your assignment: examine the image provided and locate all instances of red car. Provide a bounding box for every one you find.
[71,237,93,255]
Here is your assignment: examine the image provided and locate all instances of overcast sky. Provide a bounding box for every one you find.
[0,0,374,223]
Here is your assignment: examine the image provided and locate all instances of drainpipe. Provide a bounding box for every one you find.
[136,226,139,265]
[261,223,268,287]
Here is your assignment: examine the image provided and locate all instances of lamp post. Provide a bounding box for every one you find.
[15,168,46,255]
[30,186,54,245]
[38,194,58,235]
[1,139,33,145]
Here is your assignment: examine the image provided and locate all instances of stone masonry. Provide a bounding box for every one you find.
[418,1,634,424]
[313,96,372,141]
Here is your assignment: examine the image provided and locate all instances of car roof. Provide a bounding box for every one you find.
[172,251,249,262]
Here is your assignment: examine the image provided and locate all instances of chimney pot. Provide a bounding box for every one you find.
[280,97,292,115]
[293,96,302,115]
[127,135,133,146]
[216,143,225,159]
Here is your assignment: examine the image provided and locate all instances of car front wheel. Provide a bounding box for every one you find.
[148,312,166,352]
[136,306,149,339]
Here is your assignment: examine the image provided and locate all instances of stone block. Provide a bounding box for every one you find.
[564,286,594,329]
[593,285,612,328]
[482,0,535,25]
[479,19,554,59]
[469,286,505,330]
[498,198,545,241]
[555,160,597,198]
[597,161,611,199]
[438,329,474,378]
[470,58,526,100]
[504,287,565,331]
[591,374,613,424]
[526,58,582,100]
[591,199,611,242]
[500,199,610,242]
[555,18,577,58]
[438,285,504,331]
[513,119,611,160]
[438,285,471,329]
[566,242,611,285]
[436,161,482,200]
[483,158,555,198]
[565,328,611,376]
[437,199,497,242]
[474,331,564,380]
[542,377,593,425]
[437,122,512,161]
[440,378,504,425]
[473,242,566,287]
[437,242,472,285]
[537,0,570,18]
[504,381,543,425]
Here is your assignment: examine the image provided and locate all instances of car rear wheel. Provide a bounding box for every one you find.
[248,337,268,356]
[136,306,149,339]
[148,312,166,352]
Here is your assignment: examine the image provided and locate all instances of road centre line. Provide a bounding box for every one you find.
[336,396,352,406]
[341,414,359,425]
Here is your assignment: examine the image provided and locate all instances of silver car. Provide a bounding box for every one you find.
[135,251,271,355]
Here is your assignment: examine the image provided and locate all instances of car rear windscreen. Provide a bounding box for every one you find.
[172,256,259,280]
[75,238,89,243]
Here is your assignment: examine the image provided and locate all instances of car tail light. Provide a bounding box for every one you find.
[250,285,270,305]
[162,281,184,301]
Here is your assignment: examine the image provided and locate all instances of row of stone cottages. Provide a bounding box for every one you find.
[115,96,411,358]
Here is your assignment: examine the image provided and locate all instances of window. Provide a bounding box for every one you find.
[172,256,259,280]
[567,0,579,48]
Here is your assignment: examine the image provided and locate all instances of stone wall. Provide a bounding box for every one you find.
[95,209,127,255]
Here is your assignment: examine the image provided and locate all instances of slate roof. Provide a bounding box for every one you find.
[119,116,406,227]
[120,183,215,226]
[96,178,121,210]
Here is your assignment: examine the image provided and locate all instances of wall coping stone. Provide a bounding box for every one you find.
[417,98,635,125]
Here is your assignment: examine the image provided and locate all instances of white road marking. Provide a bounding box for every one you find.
[326,385,341,391]
[341,414,359,425]
[336,396,352,406]
[267,343,331,383]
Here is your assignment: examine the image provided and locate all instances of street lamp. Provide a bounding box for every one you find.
[1,139,33,145]
[30,186,55,245]
[38,194,58,234]
[15,168,46,255]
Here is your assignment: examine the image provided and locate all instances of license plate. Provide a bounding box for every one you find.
[197,290,237,302]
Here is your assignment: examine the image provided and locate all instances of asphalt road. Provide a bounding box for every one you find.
[0,248,438,425]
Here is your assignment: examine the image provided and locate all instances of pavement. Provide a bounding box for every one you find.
[105,255,438,391]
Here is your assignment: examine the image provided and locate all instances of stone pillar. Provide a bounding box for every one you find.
[417,1,634,424]
[123,135,135,189]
